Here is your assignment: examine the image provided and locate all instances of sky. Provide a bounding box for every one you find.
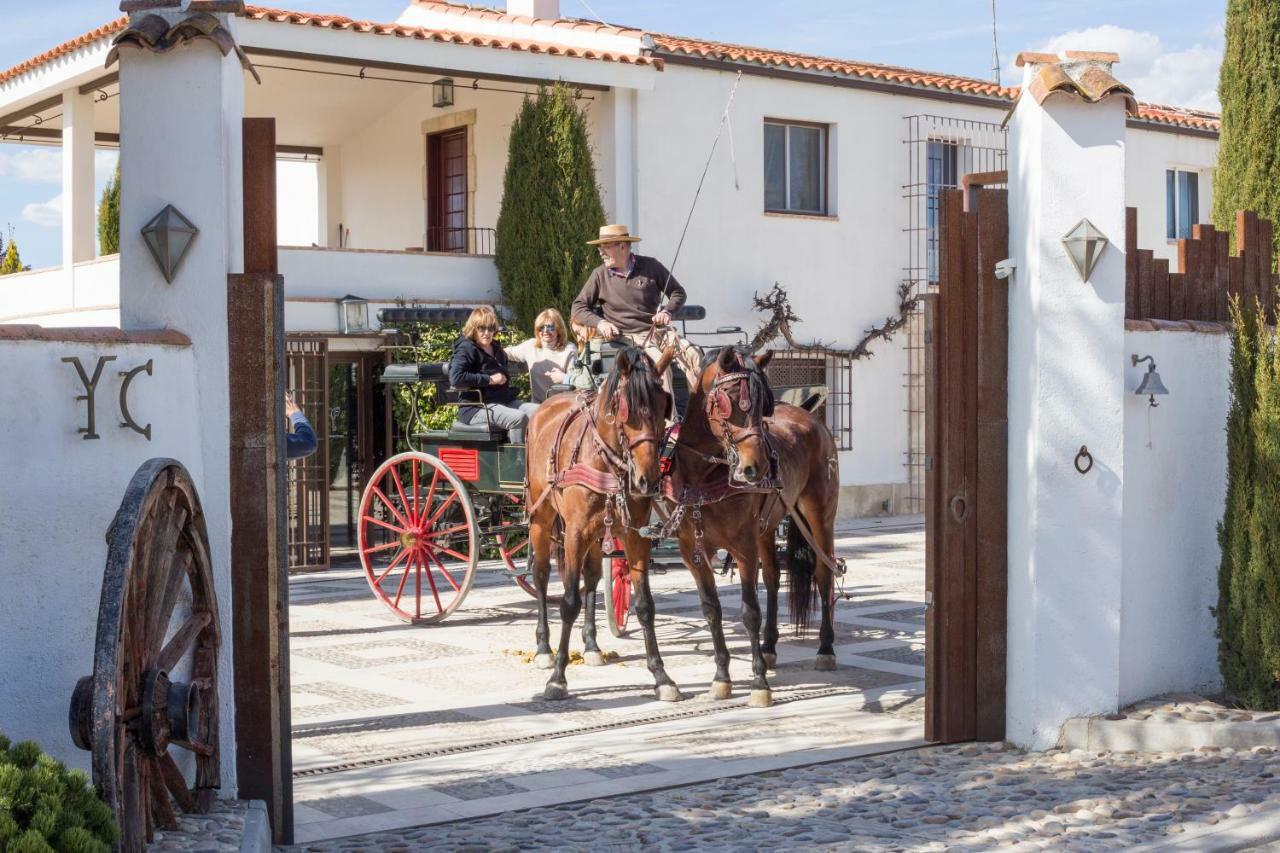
[0,0,1227,269]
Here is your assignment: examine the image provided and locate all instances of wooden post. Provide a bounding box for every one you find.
[229,118,293,843]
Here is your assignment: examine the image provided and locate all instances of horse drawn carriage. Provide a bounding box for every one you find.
[354,305,839,668]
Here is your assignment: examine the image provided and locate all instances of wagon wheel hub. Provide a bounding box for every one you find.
[400,530,420,550]
[138,670,202,757]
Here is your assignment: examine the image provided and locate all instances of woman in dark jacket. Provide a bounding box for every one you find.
[448,306,538,442]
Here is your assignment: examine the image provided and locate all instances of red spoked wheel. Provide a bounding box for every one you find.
[358,452,478,623]
[497,495,565,601]
[603,540,632,638]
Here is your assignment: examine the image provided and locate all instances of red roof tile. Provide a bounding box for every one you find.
[1133,102,1221,132]
[0,17,128,87]
[407,0,642,37]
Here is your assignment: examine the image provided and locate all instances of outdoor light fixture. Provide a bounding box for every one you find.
[339,295,370,334]
[140,204,198,284]
[1061,218,1110,283]
[1131,354,1169,408]
[432,77,455,108]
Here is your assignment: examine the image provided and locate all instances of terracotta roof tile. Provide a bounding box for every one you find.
[1133,102,1221,132]
[0,17,127,87]
[1025,60,1138,114]
[407,0,642,37]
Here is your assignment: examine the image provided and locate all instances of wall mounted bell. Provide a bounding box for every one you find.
[1062,218,1109,283]
[141,205,198,284]
[1131,354,1169,408]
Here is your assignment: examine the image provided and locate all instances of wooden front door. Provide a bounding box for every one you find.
[427,128,468,253]
[924,185,1008,743]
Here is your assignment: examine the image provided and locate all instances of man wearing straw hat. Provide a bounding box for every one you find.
[571,223,702,388]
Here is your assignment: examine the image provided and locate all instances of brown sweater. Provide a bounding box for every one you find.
[571,255,687,335]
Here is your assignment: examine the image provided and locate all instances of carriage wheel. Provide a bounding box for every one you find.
[68,458,221,853]
[604,545,632,638]
[497,496,565,601]
[359,452,479,623]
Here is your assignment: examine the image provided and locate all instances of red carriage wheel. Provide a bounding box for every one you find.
[603,541,632,638]
[359,452,478,623]
[497,495,564,601]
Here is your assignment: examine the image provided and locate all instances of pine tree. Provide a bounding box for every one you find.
[0,230,22,275]
[97,161,120,256]
[495,83,605,332]
[1218,296,1263,700]
[1212,0,1280,255]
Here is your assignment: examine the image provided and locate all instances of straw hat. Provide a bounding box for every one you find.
[587,223,642,245]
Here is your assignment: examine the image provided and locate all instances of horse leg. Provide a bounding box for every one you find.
[733,542,772,708]
[757,530,781,671]
[626,530,681,701]
[682,537,733,700]
[580,540,607,666]
[545,525,585,700]
[799,499,839,672]
[530,517,555,670]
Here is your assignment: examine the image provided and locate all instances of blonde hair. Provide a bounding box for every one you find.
[534,308,568,350]
[463,305,501,342]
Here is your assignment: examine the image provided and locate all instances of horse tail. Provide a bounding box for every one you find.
[785,514,818,632]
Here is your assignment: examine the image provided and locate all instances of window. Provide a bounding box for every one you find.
[1166,169,1200,240]
[764,120,828,215]
[926,140,960,282]
[765,350,853,451]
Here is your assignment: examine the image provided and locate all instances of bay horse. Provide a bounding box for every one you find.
[662,345,839,707]
[524,345,681,701]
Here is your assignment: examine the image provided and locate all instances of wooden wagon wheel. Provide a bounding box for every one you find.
[358,451,479,623]
[68,458,220,853]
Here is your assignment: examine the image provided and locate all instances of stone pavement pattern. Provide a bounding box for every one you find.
[282,742,1280,851]
[285,520,927,842]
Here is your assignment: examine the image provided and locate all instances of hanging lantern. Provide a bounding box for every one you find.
[432,78,455,108]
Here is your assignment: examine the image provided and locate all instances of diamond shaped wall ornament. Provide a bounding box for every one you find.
[141,204,198,284]
[1061,218,1110,283]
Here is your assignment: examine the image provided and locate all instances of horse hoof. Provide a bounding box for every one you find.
[815,654,838,671]
[748,689,773,708]
[582,651,607,667]
[707,681,733,701]
[533,653,554,670]
[544,682,569,700]
[655,683,684,703]
[762,652,777,670]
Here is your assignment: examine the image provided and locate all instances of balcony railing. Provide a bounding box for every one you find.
[425,226,496,255]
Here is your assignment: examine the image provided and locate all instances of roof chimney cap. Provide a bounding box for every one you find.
[1016,50,1121,67]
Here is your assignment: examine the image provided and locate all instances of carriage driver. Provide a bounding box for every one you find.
[571,223,702,390]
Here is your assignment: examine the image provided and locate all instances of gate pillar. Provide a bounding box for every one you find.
[1005,51,1133,748]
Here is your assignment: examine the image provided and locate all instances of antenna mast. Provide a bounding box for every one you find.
[990,0,1001,85]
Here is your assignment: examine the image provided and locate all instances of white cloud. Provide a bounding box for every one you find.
[21,193,62,228]
[1008,24,1223,111]
[0,148,61,183]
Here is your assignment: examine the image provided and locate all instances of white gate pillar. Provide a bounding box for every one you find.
[115,0,246,790]
[1005,51,1135,748]
[60,88,96,269]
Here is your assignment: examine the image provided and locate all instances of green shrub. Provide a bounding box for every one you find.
[0,233,22,276]
[97,161,121,256]
[0,734,116,852]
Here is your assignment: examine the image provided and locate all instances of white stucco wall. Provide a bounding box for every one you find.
[1125,127,1219,270]
[1120,327,1228,704]
[0,256,120,325]
[0,337,202,768]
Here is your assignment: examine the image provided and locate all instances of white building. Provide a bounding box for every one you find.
[0,0,1220,566]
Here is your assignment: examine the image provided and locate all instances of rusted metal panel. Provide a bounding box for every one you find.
[1168,272,1187,321]
[1178,235,1198,320]
[973,188,1008,742]
[242,118,278,277]
[1125,207,1138,320]
[1215,229,1230,321]
[1136,250,1155,321]
[922,292,940,743]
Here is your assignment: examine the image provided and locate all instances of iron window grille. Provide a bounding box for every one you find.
[764,119,829,216]
[766,348,853,451]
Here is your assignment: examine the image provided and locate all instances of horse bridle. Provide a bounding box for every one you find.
[591,376,664,494]
[703,361,772,481]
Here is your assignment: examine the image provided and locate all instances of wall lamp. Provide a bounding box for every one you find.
[339,294,370,334]
[1131,354,1169,408]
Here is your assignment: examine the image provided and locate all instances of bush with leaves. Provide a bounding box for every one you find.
[388,319,528,449]
[0,231,22,276]
[0,733,117,852]
[97,161,121,256]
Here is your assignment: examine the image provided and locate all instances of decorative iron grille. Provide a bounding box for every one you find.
[902,115,1007,513]
[767,349,853,451]
[286,337,329,572]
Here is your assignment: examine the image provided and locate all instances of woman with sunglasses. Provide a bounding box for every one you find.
[448,305,538,442]
[505,308,578,403]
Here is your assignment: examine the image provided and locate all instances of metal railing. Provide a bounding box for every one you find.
[424,226,496,255]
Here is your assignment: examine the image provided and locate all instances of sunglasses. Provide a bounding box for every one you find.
[538,324,557,333]
[476,325,497,334]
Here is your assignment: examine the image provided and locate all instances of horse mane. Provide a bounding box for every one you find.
[602,346,663,420]
[700,345,775,417]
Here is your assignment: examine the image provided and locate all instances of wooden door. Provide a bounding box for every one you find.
[286,338,330,572]
[427,128,468,253]
[925,186,1008,743]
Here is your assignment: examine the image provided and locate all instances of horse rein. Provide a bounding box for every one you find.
[703,365,775,483]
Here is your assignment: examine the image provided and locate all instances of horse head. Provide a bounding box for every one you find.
[698,345,776,485]
[599,345,675,496]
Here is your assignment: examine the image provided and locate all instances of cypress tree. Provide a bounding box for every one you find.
[495,83,605,332]
[97,161,120,256]
[1212,0,1280,255]
[1218,296,1262,700]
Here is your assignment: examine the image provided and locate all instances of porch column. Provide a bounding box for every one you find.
[1004,52,1130,748]
[116,0,245,793]
[60,88,95,268]
[319,145,343,248]
[601,87,637,227]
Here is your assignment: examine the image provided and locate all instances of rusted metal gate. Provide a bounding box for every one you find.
[286,337,329,572]
[924,185,1008,743]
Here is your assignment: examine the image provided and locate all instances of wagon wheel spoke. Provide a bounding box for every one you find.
[148,757,179,830]
[147,545,193,659]
[431,544,471,564]
[121,741,146,846]
[425,550,461,593]
[392,554,415,609]
[361,540,401,556]
[362,514,407,536]
[171,738,214,757]
[411,459,420,527]
[388,464,414,529]
[156,610,212,673]
[373,549,410,585]
[421,551,444,614]
[156,752,196,812]
[428,522,471,538]
[370,485,414,531]
[427,490,459,526]
[418,465,440,525]
[142,502,188,658]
